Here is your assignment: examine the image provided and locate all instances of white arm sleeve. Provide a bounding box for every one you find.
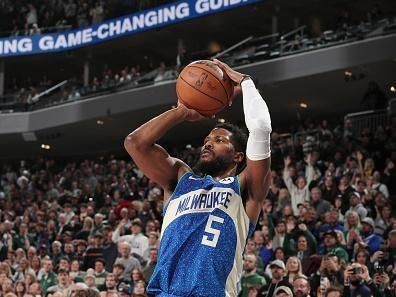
[241,79,272,160]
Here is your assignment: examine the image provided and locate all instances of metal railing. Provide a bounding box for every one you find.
[212,36,254,59]
[344,109,388,136]
[388,97,396,115]
[279,25,307,54]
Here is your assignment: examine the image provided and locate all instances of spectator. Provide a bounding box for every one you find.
[26,4,38,28]
[321,231,349,263]
[84,269,99,292]
[324,287,342,297]
[260,260,292,297]
[274,286,293,297]
[83,234,105,270]
[352,217,382,255]
[64,0,77,26]
[40,259,57,295]
[90,2,104,24]
[272,221,287,251]
[285,257,304,284]
[112,219,149,263]
[310,254,344,294]
[293,276,311,297]
[112,263,126,286]
[283,154,314,215]
[114,242,140,282]
[347,192,368,220]
[93,258,108,291]
[343,264,375,297]
[240,254,267,297]
[47,269,71,296]
[374,203,392,236]
[310,188,332,217]
[142,248,157,283]
[100,274,117,297]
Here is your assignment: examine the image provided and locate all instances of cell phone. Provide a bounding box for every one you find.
[375,265,384,274]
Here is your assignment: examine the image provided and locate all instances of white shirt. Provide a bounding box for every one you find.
[112,230,149,259]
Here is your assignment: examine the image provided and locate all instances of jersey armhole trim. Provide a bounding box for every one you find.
[163,171,191,215]
[236,175,242,197]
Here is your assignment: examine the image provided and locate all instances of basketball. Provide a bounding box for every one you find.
[176,60,234,116]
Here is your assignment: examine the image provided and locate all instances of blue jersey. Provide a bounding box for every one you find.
[147,172,255,297]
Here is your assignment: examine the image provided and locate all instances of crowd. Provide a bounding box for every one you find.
[0,112,395,297]
[0,0,171,37]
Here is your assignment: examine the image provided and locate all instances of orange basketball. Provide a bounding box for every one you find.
[176,60,234,116]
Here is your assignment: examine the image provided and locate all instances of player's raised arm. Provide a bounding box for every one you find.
[124,104,207,198]
[213,59,271,224]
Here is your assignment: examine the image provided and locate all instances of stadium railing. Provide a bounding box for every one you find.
[344,108,389,136]
[1,15,395,112]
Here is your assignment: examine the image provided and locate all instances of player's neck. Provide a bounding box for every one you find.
[212,166,237,180]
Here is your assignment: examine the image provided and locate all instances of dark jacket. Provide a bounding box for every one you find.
[259,277,292,297]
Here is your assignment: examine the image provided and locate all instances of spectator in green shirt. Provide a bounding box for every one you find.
[94,258,108,291]
[240,254,267,297]
[40,259,58,295]
[13,223,32,251]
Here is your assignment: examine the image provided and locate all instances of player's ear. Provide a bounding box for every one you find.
[233,152,244,164]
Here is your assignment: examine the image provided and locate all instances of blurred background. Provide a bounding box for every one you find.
[0,1,396,297]
[0,0,395,157]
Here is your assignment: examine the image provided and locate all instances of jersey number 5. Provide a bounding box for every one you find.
[201,214,224,248]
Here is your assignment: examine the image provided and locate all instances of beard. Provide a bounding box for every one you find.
[294,292,308,297]
[195,154,233,176]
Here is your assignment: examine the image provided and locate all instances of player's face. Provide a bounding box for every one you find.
[196,128,237,175]
[201,128,236,160]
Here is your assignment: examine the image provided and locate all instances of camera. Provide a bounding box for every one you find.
[352,267,362,274]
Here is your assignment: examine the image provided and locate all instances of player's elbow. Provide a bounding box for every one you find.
[124,132,146,153]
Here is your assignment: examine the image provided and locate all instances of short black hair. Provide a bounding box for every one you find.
[215,123,247,173]
[215,123,247,153]
[325,287,342,297]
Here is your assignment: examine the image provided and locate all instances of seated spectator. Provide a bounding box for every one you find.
[274,286,294,297]
[343,264,375,297]
[310,253,344,294]
[292,276,311,297]
[347,192,367,219]
[320,231,349,263]
[351,217,382,255]
[272,220,287,251]
[240,254,267,297]
[285,256,304,284]
[93,258,108,291]
[310,188,332,217]
[47,269,71,296]
[374,203,392,236]
[114,242,140,282]
[260,260,292,297]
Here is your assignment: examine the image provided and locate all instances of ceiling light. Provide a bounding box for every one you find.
[300,103,308,108]
[391,86,396,92]
[344,71,352,77]
[217,118,225,123]
[41,144,51,150]
[96,120,104,125]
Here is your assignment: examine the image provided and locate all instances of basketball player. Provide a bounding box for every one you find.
[124,59,272,297]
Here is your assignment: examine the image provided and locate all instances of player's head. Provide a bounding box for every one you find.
[196,123,247,176]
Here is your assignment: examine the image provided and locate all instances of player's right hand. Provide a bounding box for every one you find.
[177,102,214,122]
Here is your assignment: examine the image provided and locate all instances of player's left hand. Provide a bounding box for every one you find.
[212,59,243,105]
